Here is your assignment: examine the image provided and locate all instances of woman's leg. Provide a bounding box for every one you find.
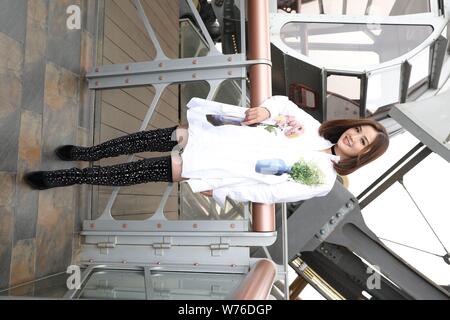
[175,125,189,149]
[24,155,174,190]
[56,126,181,161]
[171,152,187,182]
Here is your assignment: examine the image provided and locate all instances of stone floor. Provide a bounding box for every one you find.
[0,0,97,292]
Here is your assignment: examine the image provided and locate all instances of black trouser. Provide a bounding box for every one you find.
[71,126,179,161]
[43,156,173,187]
[44,126,179,187]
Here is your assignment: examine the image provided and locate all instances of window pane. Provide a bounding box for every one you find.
[283,0,431,16]
[281,23,433,69]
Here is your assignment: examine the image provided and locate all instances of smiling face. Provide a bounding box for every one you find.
[335,125,379,159]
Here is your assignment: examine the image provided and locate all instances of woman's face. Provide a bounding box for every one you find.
[336,125,378,159]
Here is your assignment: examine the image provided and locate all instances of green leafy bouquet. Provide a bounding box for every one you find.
[289,158,325,186]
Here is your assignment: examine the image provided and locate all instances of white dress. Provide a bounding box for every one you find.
[181,96,340,208]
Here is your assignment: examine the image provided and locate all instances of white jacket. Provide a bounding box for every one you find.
[181,96,339,208]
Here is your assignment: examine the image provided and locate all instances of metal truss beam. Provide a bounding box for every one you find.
[87,55,271,90]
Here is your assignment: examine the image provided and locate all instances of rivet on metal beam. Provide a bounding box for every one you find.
[227,57,232,62]
[122,260,127,264]
[122,223,128,229]
[125,78,129,84]
[159,76,164,81]
[89,259,94,263]
[193,223,198,229]
[192,59,197,64]
[159,62,164,68]
[95,68,99,73]
[90,223,95,229]
[157,223,162,229]
[95,81,99,87]
[230,223,235,229]
[125,65,130,70]
[192,73,197,79]
[194,263,199,266]
[228,71,233,76]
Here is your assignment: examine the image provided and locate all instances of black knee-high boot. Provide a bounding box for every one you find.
[24,156,173,190]
[56,126,179,161]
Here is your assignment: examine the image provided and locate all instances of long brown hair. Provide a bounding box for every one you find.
[319,119,389,175]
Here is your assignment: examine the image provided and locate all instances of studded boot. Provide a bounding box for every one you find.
[56,126,179,161]
[24,156,173,190]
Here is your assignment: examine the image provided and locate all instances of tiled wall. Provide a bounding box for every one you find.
[0,0,97,291]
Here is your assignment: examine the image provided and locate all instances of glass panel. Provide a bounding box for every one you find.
[281,23,433,70]
[326,75,361,120]
[360,151,450,287]
[366,64,402,112]
[214,80,247,107]
[78,270,146,300]
[180,18,210,58]
[408,46,431,89]
[0,272,73,299]
[148,271,245,300]
[286,0,431,16]
[76,269,245,300]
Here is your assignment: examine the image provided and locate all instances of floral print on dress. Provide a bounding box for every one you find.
[206,113,305,138]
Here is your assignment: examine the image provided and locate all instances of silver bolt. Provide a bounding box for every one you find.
[330,218,335,225]
[320,229,326,235]
[336,213,342,218]
[346,201,354,209]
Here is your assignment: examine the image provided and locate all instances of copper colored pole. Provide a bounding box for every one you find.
[248,0,275,232]
[233,259,277,299]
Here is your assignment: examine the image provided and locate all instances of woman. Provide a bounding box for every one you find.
[24,96,389,207]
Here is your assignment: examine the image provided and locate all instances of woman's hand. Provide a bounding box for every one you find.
[241,107,270,125]
[200,190,213,197]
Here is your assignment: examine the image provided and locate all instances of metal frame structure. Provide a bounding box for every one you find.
[79,0,286,300]
[81,0,449,300]
[263,180,449,300]
[269,1,450,122]
[85,0,276,231]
